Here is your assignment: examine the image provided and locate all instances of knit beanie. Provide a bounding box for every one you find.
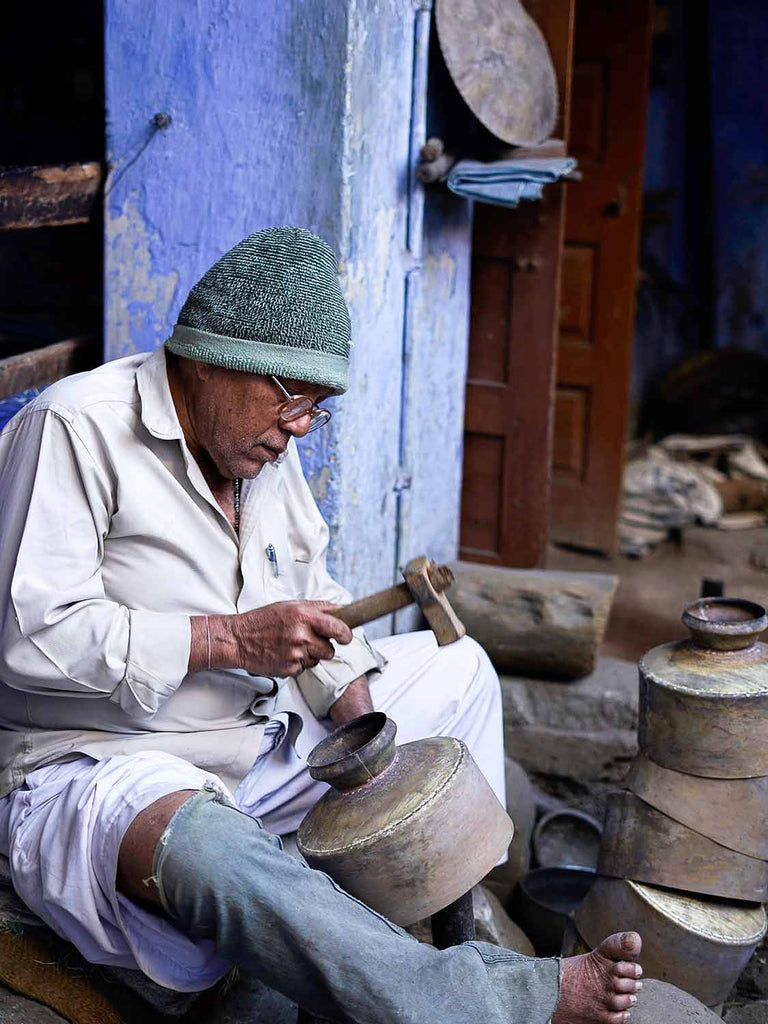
[165,227,350,393]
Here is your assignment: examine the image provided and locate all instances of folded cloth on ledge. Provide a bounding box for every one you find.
[447,156,577,208]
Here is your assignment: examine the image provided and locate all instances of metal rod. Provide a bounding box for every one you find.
[431,889,475,950]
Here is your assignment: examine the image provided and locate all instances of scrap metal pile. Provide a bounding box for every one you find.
[620,435,768,557]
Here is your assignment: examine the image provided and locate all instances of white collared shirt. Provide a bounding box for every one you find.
[0,348,385,796]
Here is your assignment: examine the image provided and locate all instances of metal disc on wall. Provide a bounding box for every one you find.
[435,0,559,146]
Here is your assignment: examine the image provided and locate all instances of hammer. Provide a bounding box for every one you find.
[330,556,465,645]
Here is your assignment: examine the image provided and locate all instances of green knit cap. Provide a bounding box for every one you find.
[165,227,350,394]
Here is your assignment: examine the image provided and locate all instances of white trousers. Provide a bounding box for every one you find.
[0,633,505,991]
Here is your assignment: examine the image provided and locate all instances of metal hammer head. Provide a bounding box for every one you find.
[402,556,466,646]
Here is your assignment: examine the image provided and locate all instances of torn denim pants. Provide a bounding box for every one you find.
[155,789,561,1024]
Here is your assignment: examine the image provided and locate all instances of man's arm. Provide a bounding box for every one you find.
[268,447,387,720]
[188,601,353,678]
[328,674,373,725]
[0,408,190,716]
[190,600,372,724]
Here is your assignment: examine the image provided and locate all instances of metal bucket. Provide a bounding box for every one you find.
[509,866,596,956]
[533,808,603,870]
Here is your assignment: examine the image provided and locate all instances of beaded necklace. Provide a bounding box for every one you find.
[233,477,242,536]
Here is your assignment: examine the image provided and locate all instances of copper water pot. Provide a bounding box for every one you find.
[638,597,768,777]
[297,712,514,926]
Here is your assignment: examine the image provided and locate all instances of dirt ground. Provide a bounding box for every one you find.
[547,523,768,661]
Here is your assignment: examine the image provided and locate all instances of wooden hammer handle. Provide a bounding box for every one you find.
[331,582,414,630]
[330,564,455,630]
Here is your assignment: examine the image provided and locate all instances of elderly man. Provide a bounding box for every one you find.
[0,228,640,1023]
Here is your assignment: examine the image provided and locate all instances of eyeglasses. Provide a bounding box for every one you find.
[271,376,332,434]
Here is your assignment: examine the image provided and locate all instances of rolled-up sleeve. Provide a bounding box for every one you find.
[0,407,191,716]
[297,626,386,719]
[284,452,387,719]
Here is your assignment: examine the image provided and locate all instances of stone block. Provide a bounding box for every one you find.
[0,985,68,1023]
[724,1003,768,1023]
[504,725,638,786]
[472,885,535,955]
[501,657,639,733]
[632,980,722,1023]
[450,562,618,679]
[499,657,638,819]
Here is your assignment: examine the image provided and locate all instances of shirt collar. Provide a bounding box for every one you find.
[136,347,185,441]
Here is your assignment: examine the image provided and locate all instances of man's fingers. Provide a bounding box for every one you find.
[304,609,354,645]
[307,639,336,663]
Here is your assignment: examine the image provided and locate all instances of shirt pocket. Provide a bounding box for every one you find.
[260,538,313,601]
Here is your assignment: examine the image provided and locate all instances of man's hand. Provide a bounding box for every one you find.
[191,602,353,678]
[329,675,374,726]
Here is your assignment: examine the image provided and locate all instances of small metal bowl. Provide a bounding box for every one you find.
[533,808,603,870]
[509,866,596,956]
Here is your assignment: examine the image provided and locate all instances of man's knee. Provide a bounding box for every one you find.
[117,789,198,906]
[446,635,500,702]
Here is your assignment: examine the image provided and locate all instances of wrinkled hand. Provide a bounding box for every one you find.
[232,601,353,678]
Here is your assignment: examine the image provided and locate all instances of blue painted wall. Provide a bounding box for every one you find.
[104,0,472,626]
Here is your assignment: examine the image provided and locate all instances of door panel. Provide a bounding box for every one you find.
[551,0,654,552]
[459,0,576,568]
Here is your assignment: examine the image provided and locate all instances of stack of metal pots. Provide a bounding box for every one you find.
[571,597,768,1009]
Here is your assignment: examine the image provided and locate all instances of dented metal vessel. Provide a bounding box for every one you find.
[297,712,514,926]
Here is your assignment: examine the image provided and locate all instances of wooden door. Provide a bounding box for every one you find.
[550,0,653,552]
[459,0,575,568]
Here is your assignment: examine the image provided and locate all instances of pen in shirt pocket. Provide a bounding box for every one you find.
[266,544,280,578]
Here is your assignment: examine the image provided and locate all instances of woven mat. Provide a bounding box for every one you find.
[0,928,125,1024]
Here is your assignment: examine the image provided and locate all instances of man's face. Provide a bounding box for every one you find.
[190,367,331,480]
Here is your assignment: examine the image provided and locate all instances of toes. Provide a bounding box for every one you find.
[597,931,642,963]
[608,993,638,1012]
[604,1013,632,1024]
[613,977,642,995]
[614,960,643,980]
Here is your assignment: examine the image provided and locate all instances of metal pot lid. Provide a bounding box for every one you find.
[435,0,558,147]
[629,880,767,946]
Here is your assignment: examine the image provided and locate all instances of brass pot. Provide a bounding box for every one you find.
[638,597,768,777]
[574,876,766,1007]
[297,712,514,926]
[598,791,768,902]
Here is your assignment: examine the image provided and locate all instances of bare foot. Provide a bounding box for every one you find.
[552,932,643,1024]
